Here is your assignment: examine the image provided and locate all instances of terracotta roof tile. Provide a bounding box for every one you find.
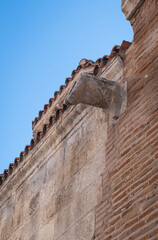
[95,58,102,64]
[30,139,35,150]
[0,40,131,186]
[60,85,66,93]
[76,65,82,71]
[20,151,24,162]
[49,98,54,107]
[44,104,48,113]
[36,132,42,142]
[14,157,19,167]
[65,77,71,85]
[4,169,9,180]
[109,45,120,59]
[71,70,77,76]
[79,58,88,65]
[9,163,14,174]
[32,41,131,129]
[0,174,4,184]
[24,145,30,155]
[38,110,44,120]
[54,91,60,100]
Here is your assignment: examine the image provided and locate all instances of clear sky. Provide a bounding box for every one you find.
[0,0,133,173]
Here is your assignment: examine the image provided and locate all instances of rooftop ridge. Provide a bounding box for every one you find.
[32,40,131,129]
[0,40,131,186]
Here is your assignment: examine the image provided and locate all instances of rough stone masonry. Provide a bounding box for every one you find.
[0,0,157,239]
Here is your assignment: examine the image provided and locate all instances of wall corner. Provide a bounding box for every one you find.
[121,0,145,20]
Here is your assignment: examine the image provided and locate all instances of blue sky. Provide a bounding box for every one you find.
[0,0,133,173]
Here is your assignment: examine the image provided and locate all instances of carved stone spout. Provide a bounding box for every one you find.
[64,72,127,120]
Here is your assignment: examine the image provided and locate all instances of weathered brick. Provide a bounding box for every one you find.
[122,206,140,223]
[147,211,158,223]
[1,0,158,240]
[124,217,138,229]
[138,236,148,240]
[148,227,158,238]
[130,221,156,239]
[113,191,127,204]
[118,228,131,240]
[104,226,115,235]
[149,174,158,185]
[139,207,154,220]
[146,123,158,137]
[131,220,145,232]
[109,216,120,226]
[104,236,112,240]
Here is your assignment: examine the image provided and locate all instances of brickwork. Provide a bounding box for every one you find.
[94,0,158,239]
[0,0,157,239]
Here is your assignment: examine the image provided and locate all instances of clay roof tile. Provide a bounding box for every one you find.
[71,70,77,78]
[112,45,120,53]
[30,139,35,150]
[4,169,9,179]
[36,132,42,142]
[14,157,19,167]
[96,58,102,64]
[102,55,109,63]
[31,41,132,130]
[54,91,59,100]
[39,110,44,119]
[20,151,24,162]
[49,98,54,107]
[76,65,82,71]
[0,40,131,186]
[79,58,87,65]
[65,77,71,85]
[44,104,48,113]
[59,85,66,93]
[0,174,4,185]
[24,145,30,155]
[9,163,14,171]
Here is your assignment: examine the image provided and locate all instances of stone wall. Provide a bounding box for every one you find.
[0,0,157,239]
[0,102,108,240]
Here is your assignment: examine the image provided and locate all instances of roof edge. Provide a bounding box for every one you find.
[0,40,131,187]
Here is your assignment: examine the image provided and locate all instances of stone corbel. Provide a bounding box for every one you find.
[64,72,127,121]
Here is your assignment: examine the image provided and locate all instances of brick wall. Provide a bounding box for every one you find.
[0,0,157,239]
[95,0,158,239]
